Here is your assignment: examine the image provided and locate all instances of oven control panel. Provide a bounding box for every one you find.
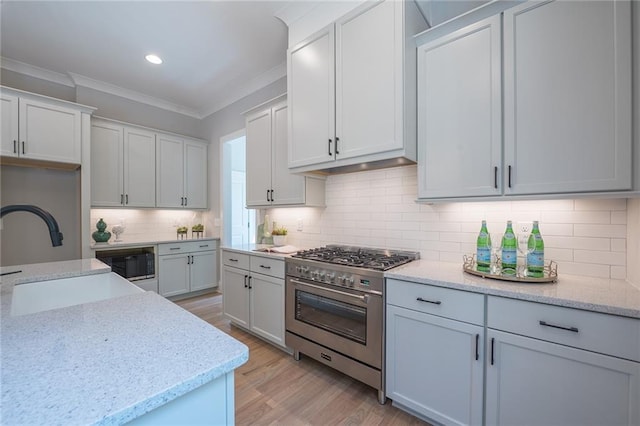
[286,262,383,293]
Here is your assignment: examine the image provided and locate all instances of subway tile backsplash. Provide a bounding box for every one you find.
[268,165,630,280]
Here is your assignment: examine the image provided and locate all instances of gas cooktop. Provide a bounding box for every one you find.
[291,245,419,271]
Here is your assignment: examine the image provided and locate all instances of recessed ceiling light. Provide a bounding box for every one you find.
[145,54,163,65]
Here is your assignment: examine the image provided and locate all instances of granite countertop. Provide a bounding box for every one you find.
[0,259,248,425]
[91,236,220,250]
[386,260,640,319]
[222,243,301,259]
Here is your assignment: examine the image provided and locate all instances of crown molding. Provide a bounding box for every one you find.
[0,57,75,87]
[199,61,287,119]
[2,57,286,120]
[68,72,202,118]
[273,1,321,27]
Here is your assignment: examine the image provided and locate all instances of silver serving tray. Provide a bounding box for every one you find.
[463,254,558,283]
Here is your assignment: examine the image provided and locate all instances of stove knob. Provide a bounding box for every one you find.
[326,272,335,283]
[347,276,355,286]
[319,271,326,280]
[337,275,345,285]
[312,271,319,280]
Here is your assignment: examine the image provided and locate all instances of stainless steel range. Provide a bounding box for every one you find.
[285,245,419,404]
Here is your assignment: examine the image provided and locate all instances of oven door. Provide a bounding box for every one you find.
[286,277,382,368]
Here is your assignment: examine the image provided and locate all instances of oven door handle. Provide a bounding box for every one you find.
[289,278,368,303]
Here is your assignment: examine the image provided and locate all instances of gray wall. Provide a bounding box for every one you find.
[0,69,76,102]
[1,166,81,266]
[200,76,286,229]
[76,86,204,139]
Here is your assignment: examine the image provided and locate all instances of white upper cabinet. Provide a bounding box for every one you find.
[1,87,90,165]
[288,0,428,173]
[417,15,502,198]
[156,133,208,209]
[416,0,633,200]
[246,97,325,208]
[503,0,632,195]
[91,120,156,207]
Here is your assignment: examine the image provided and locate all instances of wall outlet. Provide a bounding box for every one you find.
[517,221,533,235]
[297,218,303,231]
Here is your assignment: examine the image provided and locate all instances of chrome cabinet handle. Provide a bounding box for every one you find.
[539,320,579,333]
[416,297,441,305]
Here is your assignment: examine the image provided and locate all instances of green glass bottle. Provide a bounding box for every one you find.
[527,221,545,277]
[501,221,517,274]
[476,220,491,273]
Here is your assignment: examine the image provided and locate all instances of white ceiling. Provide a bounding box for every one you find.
[0,1,293,118]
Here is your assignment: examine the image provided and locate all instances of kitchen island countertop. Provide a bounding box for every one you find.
[0,259,248,425]
[385,259,640,319]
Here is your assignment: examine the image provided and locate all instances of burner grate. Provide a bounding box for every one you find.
[292,246,417,271]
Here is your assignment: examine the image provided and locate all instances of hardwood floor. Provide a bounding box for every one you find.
[175,293,429,426]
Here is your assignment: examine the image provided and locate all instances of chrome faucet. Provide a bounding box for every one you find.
[0,205,64,247]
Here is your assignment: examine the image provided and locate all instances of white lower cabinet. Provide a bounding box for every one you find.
[158,241,218,297]
[386,282,640,426]
[222,250,285,348]
[486,296,640,426]
[386,279,484,426]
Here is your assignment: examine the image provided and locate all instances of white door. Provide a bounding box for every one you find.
[19,98,81,164]
[288,25,336,168]
[91,121,124,207]
[222,266,250,328]
[249,273,285,347]
[417,15,502,198]
[190,251,216,292]
[335,0,401,160]
[156,134,184,208]
[184,140,207,209]
[271,102,305,205]
[124,127,156,207]
[1,94,19,157]
[486,329,640,426]
[158,254,190,297]
[245,108,273,207]
[503,0,632,194]
[386,305,484,426]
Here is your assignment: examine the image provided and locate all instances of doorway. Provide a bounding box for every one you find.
[221,130,255,246]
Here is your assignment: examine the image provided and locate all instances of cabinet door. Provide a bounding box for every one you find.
[249,273,285,347]
[19,98,81,164]
[1,93,19,157]
[91,121,124,207]
[486,329,640,426]
[184,140,207,209]
[288,24,336,168]
[503,1,632,194]
[156,134,185,208]
[124,127,156,207]
[245,107,273,207]
[190,251,216,292]
[158,254,190,297]
[271,102,305,206]
[417,15,502,198]
[386,305,483,426]
[335,0,402,160]
[222,266,250,329]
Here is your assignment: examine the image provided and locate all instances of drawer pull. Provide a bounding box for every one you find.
[244,275,248,288]
[169,247,181,251]
[199,245,209,248]
[247,276,252,289]
[260,265,271,269]
[539,320,579,333]
[416,297,441,305]
[229,258,238,262]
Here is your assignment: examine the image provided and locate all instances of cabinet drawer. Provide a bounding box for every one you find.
[386,279,484,326]
[222,250,250,269]
[250,255,284,279]
[158,240,217,255]
[488,296,640,362]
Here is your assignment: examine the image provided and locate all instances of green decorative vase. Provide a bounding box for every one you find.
[92,218,111,243]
